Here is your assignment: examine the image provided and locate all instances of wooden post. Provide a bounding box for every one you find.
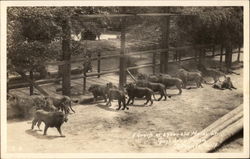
[178,51,181,63]
[237,47,241,62]
[61,17,71,96]
[160,51,164,73]
[160,16,170,73]
[97,51,101,78]
[126,69,137,82]
[212,44,215,57]
[220,44,223,64]
[7,71,9,93]
[199,48,202,65]
[29,70,34,95]
[203,47,206,58]
[198,47,206,65]
[194,45,197,62]
[119,18,127,89]
[82,40,87,94]
[16,70,49,96]
[152,51,156,74]
[83,73,86,94]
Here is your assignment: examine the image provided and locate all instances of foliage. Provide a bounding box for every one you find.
[7,6,243,75]
[176,7,243,47]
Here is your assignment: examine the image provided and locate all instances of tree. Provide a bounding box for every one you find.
[175,7,243,68]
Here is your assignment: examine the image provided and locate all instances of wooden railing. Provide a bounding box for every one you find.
[7,44,243,93]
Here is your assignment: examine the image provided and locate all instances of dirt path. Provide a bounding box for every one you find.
[7,68,243,153]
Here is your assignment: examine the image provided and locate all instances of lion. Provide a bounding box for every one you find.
[213,77,237,90]
[137,73,183,95]
[125,83,155,106]
[176,69,204,89]
[88,84,109,102]
[197,64,226,83]
[136,80,171,101]
[106,88,129,110]
[49,95,76,114]
[31,110,68,137]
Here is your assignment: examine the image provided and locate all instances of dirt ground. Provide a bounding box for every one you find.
[7,66,243,153]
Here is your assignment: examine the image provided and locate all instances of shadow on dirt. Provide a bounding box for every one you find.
[25,129,64,140]
[127,104,151,107]
[96,103,119,112]
[185,86,203,90]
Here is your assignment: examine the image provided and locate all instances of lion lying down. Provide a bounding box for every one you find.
[212,77,237,90]
[31,110,68,137]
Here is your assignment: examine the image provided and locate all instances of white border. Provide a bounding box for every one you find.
[1,1,249,158]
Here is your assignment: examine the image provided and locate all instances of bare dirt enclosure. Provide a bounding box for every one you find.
[7,68,243,153]
[4,5,246,156]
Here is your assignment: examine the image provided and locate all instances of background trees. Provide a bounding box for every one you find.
[7,7,243,95]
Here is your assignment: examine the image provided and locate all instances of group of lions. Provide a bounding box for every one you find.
[29,95,78,137]
[10,65,236,138]
[88,65,237,112]
[28,95,77,137]
[7,94,78,137]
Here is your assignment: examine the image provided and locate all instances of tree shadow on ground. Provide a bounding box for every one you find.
[25,129,64,140]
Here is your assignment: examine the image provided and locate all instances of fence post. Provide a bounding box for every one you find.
[7,71,9,93]
[152,50,156,74]
[194,46,198,62]
[97,51,101,78]
[83,73,86,94]
[178,51,181,63]
[160,15,170,73]
[220,45,223,64]
[212,44,215,57]
[199,47,203,65]
[119,17,127,89]
[61,17,71,96]
[237,47,241,62]
[29,70,34,95]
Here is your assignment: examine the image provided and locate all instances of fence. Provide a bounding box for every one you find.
[7,44,243,95]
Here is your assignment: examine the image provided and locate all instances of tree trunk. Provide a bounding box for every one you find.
[229,48,233,67]
[61,17,71,96]
[225,45,233,70]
